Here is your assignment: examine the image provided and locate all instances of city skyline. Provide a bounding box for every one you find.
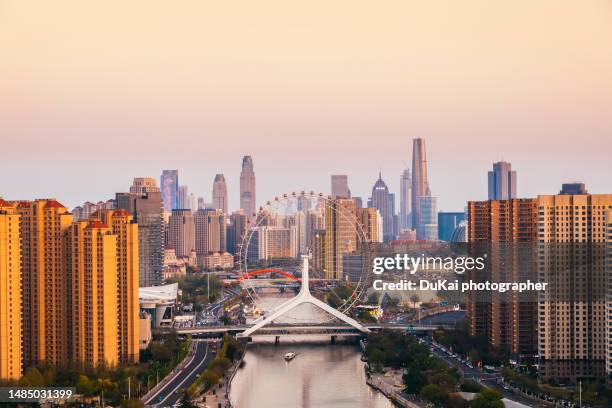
[1,1,611,211]
[1,149,608,215]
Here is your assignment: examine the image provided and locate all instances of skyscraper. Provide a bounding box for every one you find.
[68,219,119,368]
[399,168,412,230]
[116,178,164,287]
[416,196,438,241]
[160,170,179,212]
[411,138,431,231]
[228,210,248,254]
[168,209,195,258]
[537,192,612,382]
[94,210,140,364]
[370,173,393,242]
[488,161,517,200]
[331,175,350,198]
[324,198,357,279]
[355,207,380,243]
[212,174,228,214]
[467,199,538,357]
[240,156,256,218]
[0,199,21,380]
[15,199,73,368]
[194,209,224,264]
[252,226,297,260]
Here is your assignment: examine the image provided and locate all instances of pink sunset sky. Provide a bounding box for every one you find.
[1,0,611,211]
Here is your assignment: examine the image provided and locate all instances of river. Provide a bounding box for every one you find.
[228,294,393,408]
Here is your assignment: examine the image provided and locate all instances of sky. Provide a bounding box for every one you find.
[1,0,611,211]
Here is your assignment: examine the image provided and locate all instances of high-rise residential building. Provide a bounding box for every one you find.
[15,199,73,368]
[488,161,517,200]
[240,156,256,218]
[399,168,412,230]
[228,210,248,255]
[331,175,350,198]
[0,199,21,380]
[356,207,380,243]
[467,199,538,357]
[537,192,612,382]
[212,174,228,214]
[560,182,588,195]
[324,198,357,280]
[371,173,394,242]
[253,226,297,260]
[438,211,466,241]
[94,210,140,364]
[606,209,612,381]
[160,170,179,212]
[116,178,164,287]
[195,209,224,264]
[67,219,119,368]
[416,196,438,241]
[411,138,430,230]
[167,209,195,258]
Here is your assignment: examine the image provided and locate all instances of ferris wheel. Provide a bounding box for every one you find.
[237,191,374,323]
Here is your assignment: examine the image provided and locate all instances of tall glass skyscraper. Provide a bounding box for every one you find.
[160,169,179,212]
[416,195,437,241]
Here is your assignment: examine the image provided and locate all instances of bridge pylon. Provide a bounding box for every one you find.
[238,255,370,338]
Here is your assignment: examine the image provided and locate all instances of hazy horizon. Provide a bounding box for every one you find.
[1,1,611,211]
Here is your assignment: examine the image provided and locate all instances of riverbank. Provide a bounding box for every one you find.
[366,372,422,408]
[195,342,246,408]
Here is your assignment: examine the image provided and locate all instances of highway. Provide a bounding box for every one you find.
[143,340,216,407]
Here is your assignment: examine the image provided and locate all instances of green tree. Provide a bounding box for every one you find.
[445,394,469,408]
[469,388,503,408]
[178,390,197,408]
[420,384,448,406]
[404,366,426,395]
[20,368,45,387]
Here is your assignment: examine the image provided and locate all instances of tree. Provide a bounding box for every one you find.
[469,388,503,408]
[420,384,448,407]
[178,390,197,408]
[20,368,46,387]
[445,394,469,408]
[403,366,426,395]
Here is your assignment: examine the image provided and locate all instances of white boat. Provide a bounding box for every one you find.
[284,352,296,361]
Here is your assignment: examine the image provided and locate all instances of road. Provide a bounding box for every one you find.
[143,340,215,407]
[426,338,551,407]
